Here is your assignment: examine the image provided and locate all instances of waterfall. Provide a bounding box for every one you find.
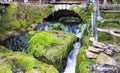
[64,42,80,73]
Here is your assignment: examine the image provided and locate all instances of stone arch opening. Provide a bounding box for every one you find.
[44,10,83,24]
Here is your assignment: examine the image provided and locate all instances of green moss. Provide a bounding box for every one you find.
[27,30,76,71]
[71,4,93,23]
[52,22,65,30]
[0,52,58,73]
[0,3,54,40]
[101,12,120,20]
[97,22,120,29]
[97,12,120,29]
[97,12,120,44]
[27,31,39,40]
[76,28,95,73]
[0,3,20,32]
[76,46,95,73]
[16,4,54,27]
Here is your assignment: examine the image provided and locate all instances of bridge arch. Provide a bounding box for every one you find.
[44,9,82,23]
[44,4,93,23]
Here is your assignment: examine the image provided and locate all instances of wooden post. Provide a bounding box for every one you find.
[92,0,98,41]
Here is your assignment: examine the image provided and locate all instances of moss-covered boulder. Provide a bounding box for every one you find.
[27,30,76,71]
[75,46,95,73]
[0,52,58,73]
[0,45,12,57]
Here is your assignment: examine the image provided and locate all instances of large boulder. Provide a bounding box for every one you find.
[0,52,58,73]
[96,53,116,66]
[27,30,76,70]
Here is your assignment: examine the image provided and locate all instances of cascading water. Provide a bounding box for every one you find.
[36,21,82,38]
[64,42,80,73]
[63,24,89,73]
[37,21,89,73]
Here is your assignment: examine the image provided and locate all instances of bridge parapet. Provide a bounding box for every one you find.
[54,4,86,12]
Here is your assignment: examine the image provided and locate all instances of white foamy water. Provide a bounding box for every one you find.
[64,42,80,73]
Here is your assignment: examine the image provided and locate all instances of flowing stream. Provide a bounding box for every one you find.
[64,42,80,73]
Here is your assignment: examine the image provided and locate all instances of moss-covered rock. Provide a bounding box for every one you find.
[0,52,58,73]
[0,43,58,73]
[75,28,95,73]
[0,3,54,41]
[0,45,12,57]
[76,46,95,73]
[27,30,76,71]
[71,4,93,23]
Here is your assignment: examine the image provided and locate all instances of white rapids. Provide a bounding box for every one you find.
[64,42,81,73]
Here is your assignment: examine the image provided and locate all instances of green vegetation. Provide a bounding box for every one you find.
[27,30,76,71]
[76,46,95,73]
[71,4,93,24]
[0,52,58,73]
[98,32,120,44]
[112,0,120,4]
[0,38,58,73]
[97,12,120,44]
[101,12,120,20]
[52,22,66,30]
[0,3,54,41]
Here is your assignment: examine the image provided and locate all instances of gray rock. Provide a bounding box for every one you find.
[104,49,114,56]
[89,37,110,49]
[88,64,118,73]
[92,41,108,49]
[88,46,104,53]
[86,49,98,58]
[96,53,116,66]
[112,45,120,52]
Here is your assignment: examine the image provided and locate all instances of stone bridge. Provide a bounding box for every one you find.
[54,4,86,11]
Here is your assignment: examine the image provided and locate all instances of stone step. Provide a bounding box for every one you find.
[86,49,98,59]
